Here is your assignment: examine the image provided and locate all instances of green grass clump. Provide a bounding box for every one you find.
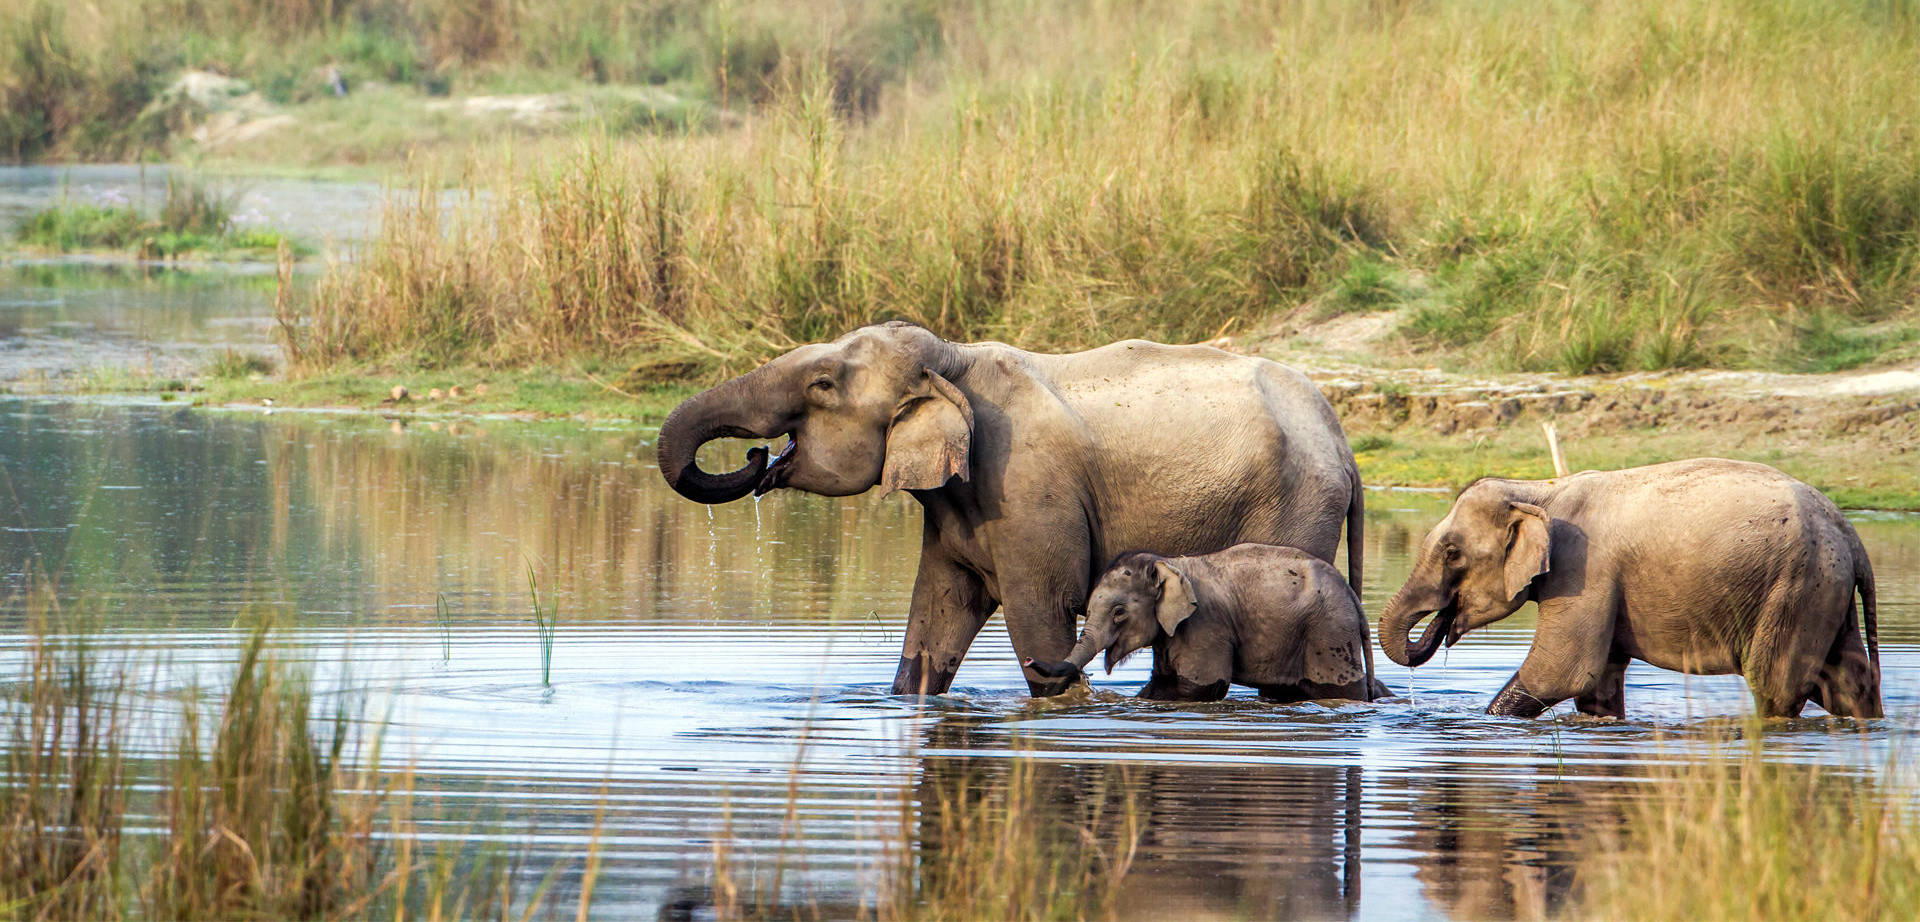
[1323,253,1407,316]
[15,203,147,250]
[207,348,275,379]
[11,175,311,259]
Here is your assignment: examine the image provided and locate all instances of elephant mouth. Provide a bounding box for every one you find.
[752,436,798,496]
[1403,600,1461,668]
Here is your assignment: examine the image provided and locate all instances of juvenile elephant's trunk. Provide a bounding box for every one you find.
[656,365,790,504]
[1379,584,1453,668]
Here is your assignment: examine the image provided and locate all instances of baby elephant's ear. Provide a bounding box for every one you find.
[881,369,973,496]
[1154,560,1197,635]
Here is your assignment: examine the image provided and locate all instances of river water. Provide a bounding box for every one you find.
[1,398,1916,920]
[4,166,1919,920]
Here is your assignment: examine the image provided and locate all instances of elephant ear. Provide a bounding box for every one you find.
[881,369,973,495]
[1154,560,1198,636]
[1504,502,1552,603]
[1303,610,1368,688]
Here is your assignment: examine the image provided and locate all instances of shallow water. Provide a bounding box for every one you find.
[0,164,384,246]
[0,163,370,386]
[3,397,1916,920]
[0,263,284,384]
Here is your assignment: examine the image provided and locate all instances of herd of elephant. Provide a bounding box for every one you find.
[656,322,1883,719]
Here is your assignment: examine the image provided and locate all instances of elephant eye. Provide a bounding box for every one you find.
[1443,545,1461,562]
[1110,604,1127,621]
[809,378,833,392]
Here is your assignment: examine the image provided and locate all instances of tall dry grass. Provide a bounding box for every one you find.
[0,0,941,160]
[0,612,608,920]
[705,733,1142,922]
[277,0,1920,377]
[1579,726,1920,921]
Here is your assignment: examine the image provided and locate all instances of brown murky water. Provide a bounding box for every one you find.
[3,397,1916,920]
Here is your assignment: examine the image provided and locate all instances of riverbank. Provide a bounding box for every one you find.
[89,351,1912,511]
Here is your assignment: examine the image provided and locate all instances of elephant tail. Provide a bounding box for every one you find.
[1853,530,1880,674]
[1345,467,1364,601]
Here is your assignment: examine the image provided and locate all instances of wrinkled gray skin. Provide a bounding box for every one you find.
[1026,544,1391,702]
[656,322,1363,697]
[1379,458,1881,719]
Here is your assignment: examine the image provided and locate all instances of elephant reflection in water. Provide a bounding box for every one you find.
[1387,773,1593,921]
[913,714,1364,920]
[1393,759,1887,920]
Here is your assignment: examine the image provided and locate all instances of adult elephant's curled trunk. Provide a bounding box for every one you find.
[655,367,787,504]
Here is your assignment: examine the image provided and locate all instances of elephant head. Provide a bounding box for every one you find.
[1379,481,1551,667]
[1026,554,1197,681]
[656,323,973,503]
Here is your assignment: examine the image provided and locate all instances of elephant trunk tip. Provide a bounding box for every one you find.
[1386,605,1456,668]
[1024,658,1081,681]
[655,373,789,504]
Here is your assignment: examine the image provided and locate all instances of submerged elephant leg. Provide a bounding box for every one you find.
[1809,619,1882,719]
[893,551,995,697]
[1743,582,1837,719]
[1573,648,1630,719]
[1006,592,1082,697]
[1491,604,1613,717]
[998,530,1090,697]
[1487,674,1553,718]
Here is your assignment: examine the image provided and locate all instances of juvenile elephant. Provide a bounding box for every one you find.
[1025,545,1391,702]
[656,322,1363,697]
[1378,458,1880,719]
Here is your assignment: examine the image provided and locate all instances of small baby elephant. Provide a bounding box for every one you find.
[1026,544,1391,702]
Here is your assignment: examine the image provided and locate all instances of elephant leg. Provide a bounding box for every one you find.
[1744,584,1831,719]
[1006,590,1083,697]
[1149,678,1230,701]
[1490,603,1613,718]
[892,548,995,697]
[1487,673,1555,718]
[1137,673,1182,700]
[1809,618,1882,719]
[1573,647,1629,719]
[998,525,1091,697]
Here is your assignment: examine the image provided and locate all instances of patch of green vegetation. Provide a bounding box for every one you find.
[1349,433,1395,454]
[1784,312,1920,373]
[1350,421,1920,511]
[207,348,275,379]
[14,204,147,250]
[1322,253,1406,315]
[11,197,311,260]
[10,172,308,259]
[195,364,693,422]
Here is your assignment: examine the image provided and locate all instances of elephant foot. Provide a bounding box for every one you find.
[1026,673,1081,697]
[891,655,957,697]
[1487,675,1550,718]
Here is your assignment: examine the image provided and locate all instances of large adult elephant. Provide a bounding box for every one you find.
[656,322,1363,696]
